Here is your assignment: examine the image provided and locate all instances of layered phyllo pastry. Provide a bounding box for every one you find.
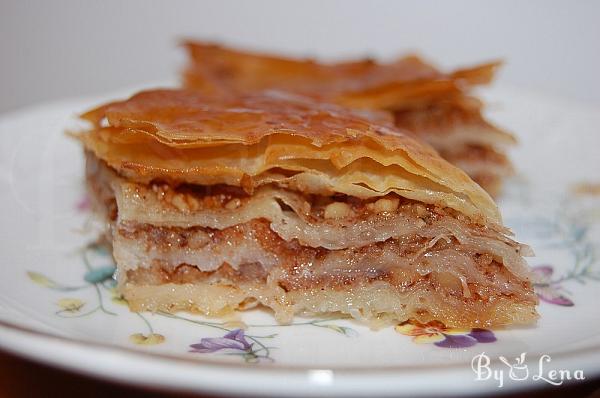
[76,89,537,328]
[183,42,515,196]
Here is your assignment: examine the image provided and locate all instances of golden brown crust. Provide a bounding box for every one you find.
[181,41,516,199]
[182,41,500,110]
[81,89,404,148]
[78,89,500,224]
[393,101,517,147]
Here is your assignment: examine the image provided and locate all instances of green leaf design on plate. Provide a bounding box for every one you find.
[27,271,58,288]
[84,266,116,284]
[319,324,359,337]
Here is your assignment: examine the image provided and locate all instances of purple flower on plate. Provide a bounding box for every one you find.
[395,320,497,348]
[531,265,574,306]
[189,329,253,353]
[431,327,498,348]
[468,328,497,343]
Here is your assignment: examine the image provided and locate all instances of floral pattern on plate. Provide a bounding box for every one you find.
[395,320,496,348]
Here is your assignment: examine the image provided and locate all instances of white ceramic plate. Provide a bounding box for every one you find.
[0,87,599,397]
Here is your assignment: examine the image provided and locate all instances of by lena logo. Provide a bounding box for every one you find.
[471,352,585,388]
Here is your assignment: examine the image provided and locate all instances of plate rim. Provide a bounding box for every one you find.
[1,314,600,397]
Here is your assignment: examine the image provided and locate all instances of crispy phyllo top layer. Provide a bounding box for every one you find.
[182,41,500,110]
[77,89,500,224]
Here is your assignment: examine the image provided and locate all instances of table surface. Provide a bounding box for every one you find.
[0,348,599,398]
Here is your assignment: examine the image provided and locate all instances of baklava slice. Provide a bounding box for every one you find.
[182,42,515,196]
[77,89,537,328]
